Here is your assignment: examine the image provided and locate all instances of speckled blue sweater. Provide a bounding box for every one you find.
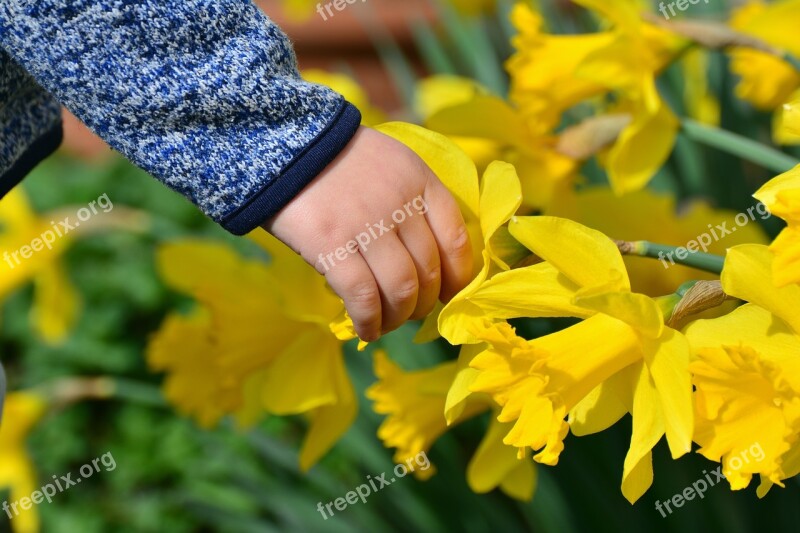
[0,0,361,235]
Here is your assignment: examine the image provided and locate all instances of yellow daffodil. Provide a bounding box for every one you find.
[754,165,800,286]
[418,75,579,210]
[0,189,145,343]
[303,69,386,126]
[684,244,800,495]
[367,351,535,500]
[729,0,800,111]
[414,76,504,171]
[681,49,721,126]
[506,3,615,134]
[442,216,693,503]
[0,392,48,533]
[572,0,685,194]
[374,122,531,342]
[548,186,769,296]
[508,1,684,194]
[367,351,481,480]
[784,98,800,134]
[774,92,800,145]
[148,235,356,470]
[0,190,79,344]
[467,411,537,501]
[148,308,250,428]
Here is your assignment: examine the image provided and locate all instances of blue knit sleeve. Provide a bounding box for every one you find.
[0,0,361,235]
[0,49,63,199]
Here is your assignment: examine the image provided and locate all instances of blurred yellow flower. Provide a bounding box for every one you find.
[573,0,684,194]
[684,245,800,494]
[0,392,47,533]
[729,0,800,111]
[367,350,536,500]
[507,4,614,134]
[414,76,503,171]
[775,94,800,144]
[681,49,721,126]
[784,98,800,133]
[754,165,800,286]
[508,1,684,194]
[0,190,79,344]
[418,75,579,209]
[148,236,356,470]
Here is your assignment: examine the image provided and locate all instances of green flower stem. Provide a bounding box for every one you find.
[616,240,725,274]
[108,378,167,407]
[682,119,800,174]
[39,376,165,408]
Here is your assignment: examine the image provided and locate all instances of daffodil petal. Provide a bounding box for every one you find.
[569,369,631,436]
[641,328,693,459]
[508,216,630,290]
[621,361,664,504]
[444,344,484,425]
[721,245,800,334]
[299,349,357,471]
[770,227,800,286]
[467,415,536,501]
[607,79,679,194]
[753,164,800,208]
[575,290,664,338]
[426,95,532,148]
[260,332,341,414]
[480,161,522,249]
[468,262,590,320]
[439,251,493,345]
[376,122,480,221]
[684,303,800,366]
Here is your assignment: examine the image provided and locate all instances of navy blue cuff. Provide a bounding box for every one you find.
[0,120,63,199]
[221,101,362,235]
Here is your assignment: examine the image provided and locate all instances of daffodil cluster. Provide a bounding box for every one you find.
[67,0,800,509]
[132,0,800,507]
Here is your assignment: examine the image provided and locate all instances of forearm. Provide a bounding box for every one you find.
[0,0,361,234]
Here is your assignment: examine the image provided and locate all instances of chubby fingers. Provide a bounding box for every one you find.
[396,208,441,320]
[322,254,383,342]
[359,231,420,333]
[423,174,474,302]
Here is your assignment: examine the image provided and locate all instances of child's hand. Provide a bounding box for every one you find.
[265,127,473,341]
